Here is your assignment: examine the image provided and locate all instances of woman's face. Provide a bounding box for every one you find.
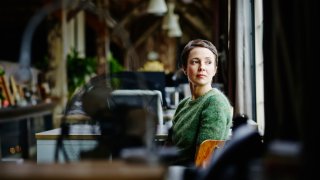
[184,47,217,87]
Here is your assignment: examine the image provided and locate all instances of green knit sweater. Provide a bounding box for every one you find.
[171,88,232,164]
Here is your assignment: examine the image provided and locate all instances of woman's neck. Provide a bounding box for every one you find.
[191,85,212,100]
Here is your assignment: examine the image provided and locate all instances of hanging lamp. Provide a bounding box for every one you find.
[163,2,182,37]
[147,0,168,16]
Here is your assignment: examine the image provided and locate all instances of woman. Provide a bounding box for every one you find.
[169,39,232,166]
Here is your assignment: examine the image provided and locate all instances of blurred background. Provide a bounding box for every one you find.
[0,0,318,179]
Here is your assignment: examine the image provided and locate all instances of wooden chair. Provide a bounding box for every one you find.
[195,140,226,168]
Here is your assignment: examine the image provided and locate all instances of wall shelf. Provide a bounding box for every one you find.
[0,101,57,160]
[0,101,56,123]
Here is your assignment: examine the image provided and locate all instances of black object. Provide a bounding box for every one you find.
[186,124,265,180]
[232,114,249,131]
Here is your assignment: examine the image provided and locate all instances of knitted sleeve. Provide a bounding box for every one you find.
[197,95,231,144]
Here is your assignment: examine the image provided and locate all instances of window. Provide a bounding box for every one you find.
[235,0,264,135]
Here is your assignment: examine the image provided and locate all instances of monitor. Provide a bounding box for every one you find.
[110,71,168,107]
[99,89,163,157]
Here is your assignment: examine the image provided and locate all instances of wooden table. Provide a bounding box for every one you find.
[0,160,166,180]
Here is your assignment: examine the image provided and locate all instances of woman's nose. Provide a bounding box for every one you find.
[198,62,205,71]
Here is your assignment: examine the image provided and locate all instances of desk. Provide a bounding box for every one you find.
[36,124,168,163]
[36,124,99,163]
[0,160,166,180]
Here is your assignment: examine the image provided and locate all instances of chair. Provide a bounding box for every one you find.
[195,140,226,168]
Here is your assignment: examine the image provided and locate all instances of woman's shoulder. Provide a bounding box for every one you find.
[207,88,231,105]
[204,89,233,120]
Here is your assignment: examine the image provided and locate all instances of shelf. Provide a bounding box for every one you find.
[0,101,57,123]
[0,100,57,159]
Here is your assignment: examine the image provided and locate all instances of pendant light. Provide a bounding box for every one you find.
[163,2,182,37]
[147,0,168,16]
[168,14,182,37]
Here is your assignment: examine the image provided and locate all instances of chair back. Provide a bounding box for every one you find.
[195,140,225,168]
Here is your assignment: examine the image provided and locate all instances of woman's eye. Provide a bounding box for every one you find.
[191,60,199,64]
[206,60,212,65]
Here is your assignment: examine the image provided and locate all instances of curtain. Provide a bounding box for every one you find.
[263,0,319,178]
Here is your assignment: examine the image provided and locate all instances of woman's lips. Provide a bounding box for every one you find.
[196,74,206,78]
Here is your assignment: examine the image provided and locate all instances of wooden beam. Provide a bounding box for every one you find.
[133,20,161,48]
[180,11,212,39]
[175,1,214,40]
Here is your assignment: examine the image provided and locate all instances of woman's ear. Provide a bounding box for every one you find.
[182,67,187,75]
[212,65,218,76]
